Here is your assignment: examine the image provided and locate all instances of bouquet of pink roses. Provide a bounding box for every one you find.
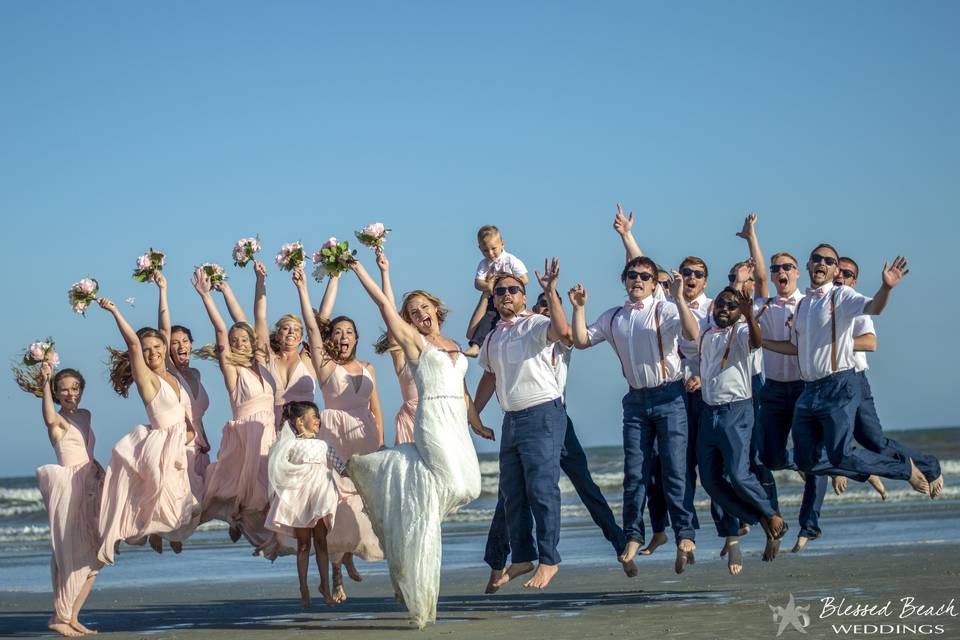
[133,248,166,283]
[68,278,99,316]
[13,338,60,397]
[275,241,305,271]
[233,237,261,268]
[354,222,391,249]
[312,237,357,282]
[199,262,227,284]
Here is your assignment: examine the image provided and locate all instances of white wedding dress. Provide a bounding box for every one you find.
[348,341,481,628]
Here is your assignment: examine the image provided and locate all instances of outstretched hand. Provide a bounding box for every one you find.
[736,212,757,240]
[613,203,634,236]
[881,256,909,289]
[254,260,267,281]
[375,247,389,271]
[154,271,167,290]
[535,257,561,292]
[41,362,53,383]
[568,284,588,307]
[736,288,754,316]
[192,268,212,295]
[668,270,684,300]
[97,297,117,313]
[292,264,306,288]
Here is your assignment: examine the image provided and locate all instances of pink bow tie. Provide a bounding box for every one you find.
[625,301,644,310]
[778,297,797,306]
[688,301,699,310]
[805,288,827,299]
[497,311,531,328]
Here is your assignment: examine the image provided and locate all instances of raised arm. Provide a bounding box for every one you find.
[737,212,768,298]
[568,284,591,349]
[862,257,909,316]
[464,382,495,441]
[216,280,249,324]
[156,271,171,344]
[348,260,422,361]
[39,363,68,442]
[614,203,643,262]
[537,258,570,343]
[670,271,700,341]
[98,297,160,404]
[292,265,336,381]
[316,273,340,326]
[193,269,240,388]
[375,248,397,310]
[738,288,762,349]
[252,261,272,357]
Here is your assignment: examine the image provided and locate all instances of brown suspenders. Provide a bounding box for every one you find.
[698,326,735,371]
[608,301,669,384]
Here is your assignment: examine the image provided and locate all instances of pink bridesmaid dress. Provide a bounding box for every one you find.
[98,377,199,565]
[201,364,277,545]
[36,411,103,625]
[165,369,211,543]
[393,362,418,445]
[319,364,384,561]
[268,355,316,428]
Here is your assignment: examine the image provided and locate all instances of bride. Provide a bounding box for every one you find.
[345,258,494,628]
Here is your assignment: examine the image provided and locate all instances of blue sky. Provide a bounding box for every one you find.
[1,2,957,475]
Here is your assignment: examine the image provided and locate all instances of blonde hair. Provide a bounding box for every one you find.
[373,290,449,354]
[477,225,501,243]
[270,314,304,353]
[107,327,167,397]
[770,251,799,266]
[194,321,260,368]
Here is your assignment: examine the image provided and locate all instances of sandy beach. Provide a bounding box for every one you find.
[3,539,959,639]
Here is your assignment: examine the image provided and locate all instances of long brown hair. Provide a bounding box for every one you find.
[321,315,359,364]
[107,327,166,397]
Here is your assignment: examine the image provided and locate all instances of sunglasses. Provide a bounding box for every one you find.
[810,253,838,266]
[625,271,654,282]
[839,269,857,279]
[494,285,523,296]
[680,268,705,279]
[715,299,740,311]
[770,263,797,273]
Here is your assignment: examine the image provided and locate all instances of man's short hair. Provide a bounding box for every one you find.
[477,225,501,243]
[838,256,859,277]
[770,251,799,266]
[492,272,525,293]
[679,256,709,279]
[810,243,839,260]
[621,256,658,282]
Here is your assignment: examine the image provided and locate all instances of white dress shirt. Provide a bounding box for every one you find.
[479,313,561,412]
[755,289,803,382]
[791,283,872,382]
[852,315,876,373]
[475,250,528,281]
[678,293,712,381]
[700,324,756,405]
[587,296,685,389]
[552,342,573,402]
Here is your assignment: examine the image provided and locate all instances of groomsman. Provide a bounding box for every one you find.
[696,286,787,575]
[763,244,929,492]
[836,257,944,497]
[570,257,700,574]
[475,259,569,590]
[480,293,635,594]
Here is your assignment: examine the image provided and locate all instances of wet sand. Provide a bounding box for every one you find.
[3,540,959,639]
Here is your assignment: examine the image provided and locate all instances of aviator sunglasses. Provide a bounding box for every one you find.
[680,267,705,279]
[810,253,838,266]
[770,263,797,273]
[494,285,523,296]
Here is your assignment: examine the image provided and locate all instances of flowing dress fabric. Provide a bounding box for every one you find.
[268,355,316,429]
[265,431,340,537]
[319,364,384,560]
[36,412,103,622]
[98,378,199,565]
[166,368,210,542]
[393,362,418,445]
[201,365,277,550]
[348,343,481,628]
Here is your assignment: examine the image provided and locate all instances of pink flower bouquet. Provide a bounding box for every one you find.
[312,237,357,282]
[199,262,227,284]
[68,278,99,316]
[275,241,305,271]
[23,339,59,367]
[354,222,391,248]
[233,237,261,268]
[133,248,166,283]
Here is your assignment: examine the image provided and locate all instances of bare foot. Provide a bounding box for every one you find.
[170,541,183,554]
[791,535,813,553]
[720,538,742,576]
[229,524,242,543]
[343,554,363,582]
[48,622,82,637]
[148,534,163,554]
[300,589,311,609]
[831,475,847,495]
[908,459,930,494]
[493,562,534,588]
[867,475,887,500]
[461,344,481,358]
[319,585,336,607]
[619,538,642,563]
[523,563,559,589]
[639,532,667,556]
[331,568,347,603]
[674,539,696,574]
[485,569,505,594]
[929,475,944,499]
[763,536,782,562]
[69,620,97,635]
[738,524,751,536]
[621,557,639,577]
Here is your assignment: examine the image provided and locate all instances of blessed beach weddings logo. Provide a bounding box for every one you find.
[768,594,956,637]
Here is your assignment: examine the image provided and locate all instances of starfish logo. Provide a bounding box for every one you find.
[770,594,811,636]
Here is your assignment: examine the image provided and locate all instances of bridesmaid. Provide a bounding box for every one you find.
[97,298,199,565]
[154,271,210,552]
[371,248,419,445]
[252,260,318,425]
[292,264,384,602]
[192,268,278,550]
[34,362,103,637]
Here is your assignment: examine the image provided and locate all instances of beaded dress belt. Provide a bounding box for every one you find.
[422,394,462,401]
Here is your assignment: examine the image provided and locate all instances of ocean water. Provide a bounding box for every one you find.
[2,427,958,592]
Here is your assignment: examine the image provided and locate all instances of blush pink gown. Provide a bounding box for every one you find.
[201,365,277,548]
[319,363,384,561]
[393,362,418,446]
[268,355,316,428]
[98,377,199,565]
[36,411,103,624]
[165,368,210,543]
